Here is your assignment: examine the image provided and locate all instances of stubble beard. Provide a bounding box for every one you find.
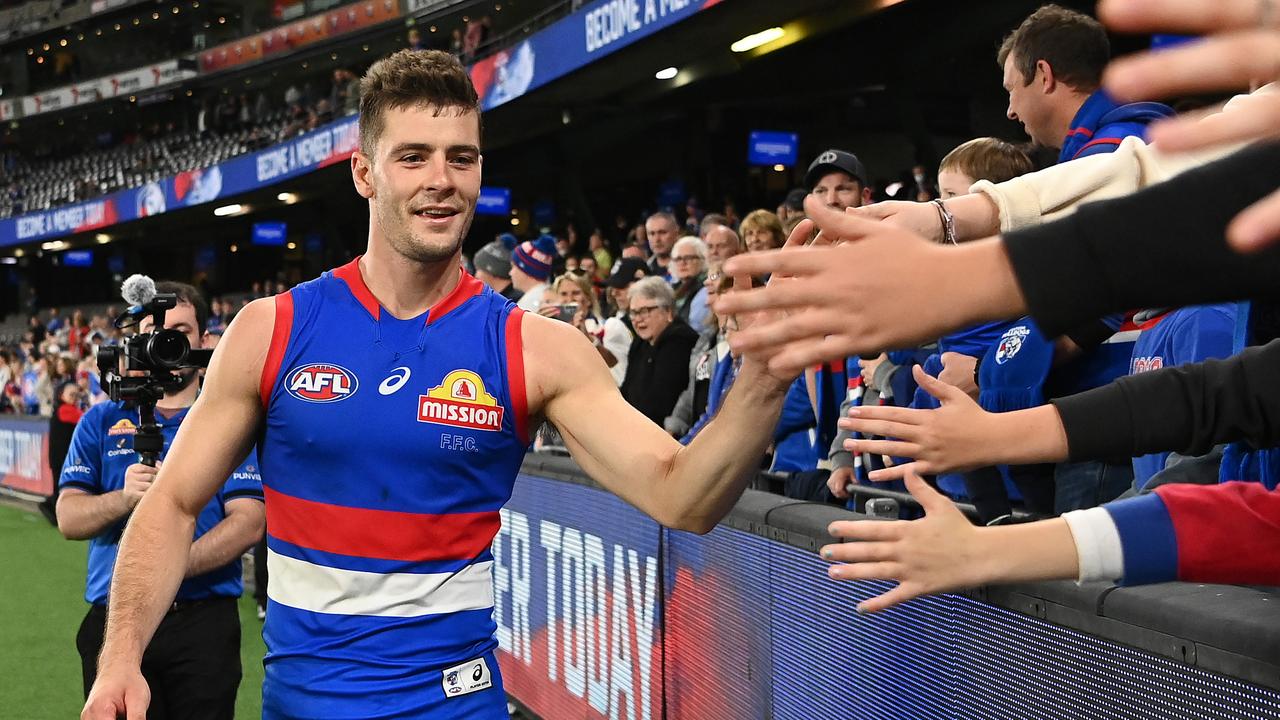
[379,199,473,264]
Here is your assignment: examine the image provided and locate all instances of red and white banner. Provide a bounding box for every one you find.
[16,60,195,118]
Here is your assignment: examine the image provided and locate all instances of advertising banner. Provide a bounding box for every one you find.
[496,474,663,720]
[470,0,725,112]
[0,116,359,247]
[0,417,53,496]
[199,0,400,73]
[14,60,195,119]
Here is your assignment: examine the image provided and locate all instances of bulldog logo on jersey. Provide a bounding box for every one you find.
[418,370,504,432]
[287,363,359,403]
[995,326,1031,365]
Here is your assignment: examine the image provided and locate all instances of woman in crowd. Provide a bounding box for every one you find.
[740,209,785,253]
[669,236,710,330]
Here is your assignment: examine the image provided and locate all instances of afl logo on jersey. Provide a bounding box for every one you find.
[286,363,359,403]
[418,369,505,432]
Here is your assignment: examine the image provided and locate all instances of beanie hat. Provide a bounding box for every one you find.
[473,239,512,279]
[511,234,557,282]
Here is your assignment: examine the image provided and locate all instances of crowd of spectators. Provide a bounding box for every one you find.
[0,65,367,220]
[458,3,1278,538]
[9,2,1279,550]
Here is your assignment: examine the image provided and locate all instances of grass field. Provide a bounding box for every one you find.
[0,503,267,719]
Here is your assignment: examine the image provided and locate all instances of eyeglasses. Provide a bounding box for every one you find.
[628,305,667,319]
[671,255,703,263]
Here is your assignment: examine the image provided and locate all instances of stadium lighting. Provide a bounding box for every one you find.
[95,233,111,244]
[277,192,299,204]
[41,240,65,250]
[510,217,520,226]
[13,248,23,257]
[0,257,15,265]
[286,242,298,250]
[214,204,243,217]
[773,164,785,172]
[229,244,238,253]
[655,67,678,80]
[730,27,785,53]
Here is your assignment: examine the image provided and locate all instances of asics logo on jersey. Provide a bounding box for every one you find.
[378,366,412,395]
[287,363,359,403]
[419,369,505,432]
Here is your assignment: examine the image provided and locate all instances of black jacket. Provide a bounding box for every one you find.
[621,319,699,424]
[1004,142,1280,338]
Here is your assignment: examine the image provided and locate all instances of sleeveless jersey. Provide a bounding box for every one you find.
[258,257,529,719]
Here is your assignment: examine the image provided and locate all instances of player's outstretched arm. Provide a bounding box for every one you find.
[523,312,789,534]
[524,220,828,533]
[822,468,1078,612]
[83,299,272,720]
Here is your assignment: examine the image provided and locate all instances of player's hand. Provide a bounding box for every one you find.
[82,666,150,720]
[720,216,817,387]
[827,466,854,500]
[821,468,987,612]
[839,365,1000,481]
[852,200,944,242]
[122,462,159,508]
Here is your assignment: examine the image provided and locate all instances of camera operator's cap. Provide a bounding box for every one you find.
[473,239,513,279]
[605,257,652,289]
[511,234,557,282]
[805,149,867,190]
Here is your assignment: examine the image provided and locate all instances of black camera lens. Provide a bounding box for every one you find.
[146,329,189,368]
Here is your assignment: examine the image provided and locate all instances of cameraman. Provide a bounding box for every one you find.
[56,281,263,719]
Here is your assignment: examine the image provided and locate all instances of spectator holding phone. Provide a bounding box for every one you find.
[540,273,606,346]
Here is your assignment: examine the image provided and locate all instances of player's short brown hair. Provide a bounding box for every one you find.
[358,49,482,157]
[997,5,1109,92]
[938,138,1035,185]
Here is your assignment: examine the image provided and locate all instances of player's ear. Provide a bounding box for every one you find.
[352,151,375,199]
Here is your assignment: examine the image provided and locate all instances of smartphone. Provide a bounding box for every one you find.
[555,303,579,323]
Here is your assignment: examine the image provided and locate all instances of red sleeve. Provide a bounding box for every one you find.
[57,404,83,424]
[1156,481,1280,585]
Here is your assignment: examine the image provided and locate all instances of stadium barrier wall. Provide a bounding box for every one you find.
[0,414,53,497]
[502,453,1280,720]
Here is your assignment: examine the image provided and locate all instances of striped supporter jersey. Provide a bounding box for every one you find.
[258,257,530,719]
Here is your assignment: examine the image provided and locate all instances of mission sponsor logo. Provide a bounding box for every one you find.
[287,363,358,403]
[418,370,504,432]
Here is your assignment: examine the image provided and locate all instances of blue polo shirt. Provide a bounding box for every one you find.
[59,400,263,605]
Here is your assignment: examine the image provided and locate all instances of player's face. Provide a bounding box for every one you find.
[363,105,482,264]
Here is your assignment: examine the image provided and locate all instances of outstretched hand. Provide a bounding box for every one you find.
[821,468,988,612]
[1099,0,1280,252]
[721,216,820,385]
[838,365,1003,481]
[840,365,1072,482]
[715,197,1024,375]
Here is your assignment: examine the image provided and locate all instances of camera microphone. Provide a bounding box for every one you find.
[121,274,157,308]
